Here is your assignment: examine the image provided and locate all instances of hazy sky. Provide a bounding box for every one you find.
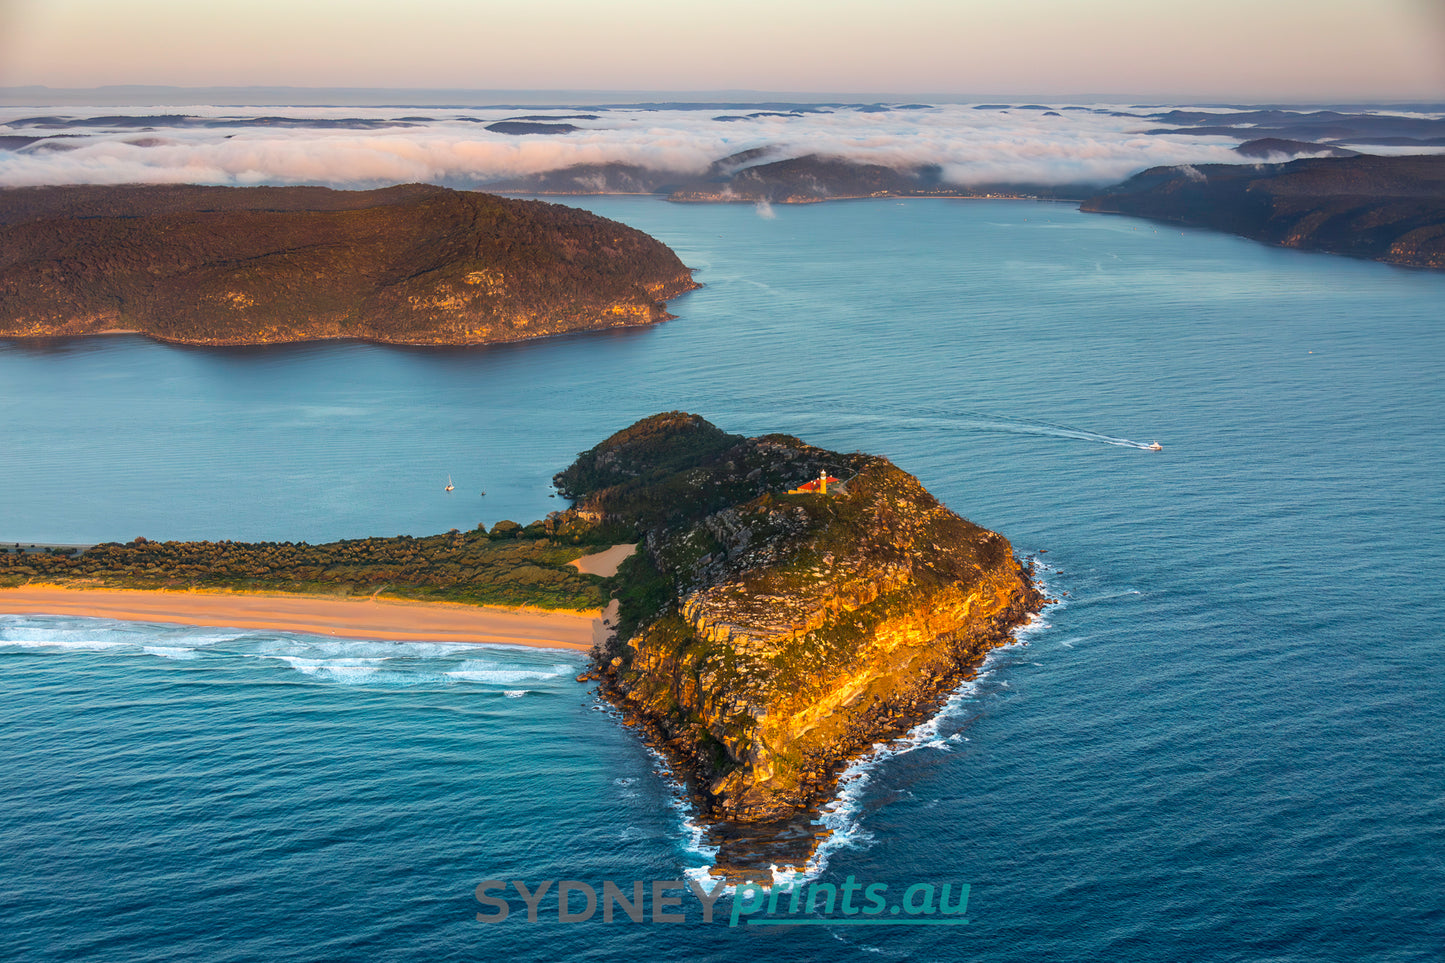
[2,0,1442,100]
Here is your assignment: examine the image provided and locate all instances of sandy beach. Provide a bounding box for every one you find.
[568,543,637,577]
[0,585,603,650]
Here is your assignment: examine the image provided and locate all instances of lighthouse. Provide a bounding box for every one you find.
[787,470,842,495]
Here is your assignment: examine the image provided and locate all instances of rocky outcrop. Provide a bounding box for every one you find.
[0,184,698,344]
[558,412,1042,873]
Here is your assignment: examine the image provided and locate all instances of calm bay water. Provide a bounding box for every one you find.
[2,198,1443,961]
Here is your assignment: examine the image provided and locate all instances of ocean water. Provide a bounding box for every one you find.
[2,198,1443,961]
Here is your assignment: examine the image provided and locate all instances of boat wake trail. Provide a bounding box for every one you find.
[892,402,1163,450]
[954,414,1161,450]
[754,398,1165,451]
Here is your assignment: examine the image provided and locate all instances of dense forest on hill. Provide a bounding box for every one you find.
[1082,154,1445,269]
[0,184,698,344]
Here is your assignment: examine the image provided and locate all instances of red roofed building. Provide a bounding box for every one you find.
[789,470,842,495]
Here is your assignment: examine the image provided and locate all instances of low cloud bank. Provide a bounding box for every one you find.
[0,102,1412,190]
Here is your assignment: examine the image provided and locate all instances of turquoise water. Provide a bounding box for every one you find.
[2,198,1443,960]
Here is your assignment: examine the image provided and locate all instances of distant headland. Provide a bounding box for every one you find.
[0,184,698,345]
[489,151,1093,203]
[1081,154,1445,271]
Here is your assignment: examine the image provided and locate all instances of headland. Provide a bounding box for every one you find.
[1081,154,1445,270]
[556,412,1044,877]
[5,412,1044,876]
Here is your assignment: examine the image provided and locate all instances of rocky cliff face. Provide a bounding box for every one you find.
[557,412,1042,873]
[0,184,698,344]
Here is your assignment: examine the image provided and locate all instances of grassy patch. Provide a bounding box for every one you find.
[0,529,610,611]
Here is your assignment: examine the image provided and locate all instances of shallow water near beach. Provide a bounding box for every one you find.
[3,197,1443,960]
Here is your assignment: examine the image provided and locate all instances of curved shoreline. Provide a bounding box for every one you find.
[0,585,603,650]
[0,300,697,348]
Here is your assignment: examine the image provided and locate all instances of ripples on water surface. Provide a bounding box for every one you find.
[2,199,1443,961]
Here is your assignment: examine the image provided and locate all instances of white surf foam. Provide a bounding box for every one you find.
[142,645,202,660]
[635,740,723,893]
[278,655,383,683]
[2,614,584,687]
[249,637,475,660]
[773,585,1065,885]
[444,660,571,684]
[662,638,1036,891]
[2,636,132,652]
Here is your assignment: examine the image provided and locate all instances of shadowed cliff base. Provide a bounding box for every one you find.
[560,412,1044,879]
[0,184,698,345]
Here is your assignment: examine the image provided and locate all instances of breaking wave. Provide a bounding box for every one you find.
[0,614,583,689]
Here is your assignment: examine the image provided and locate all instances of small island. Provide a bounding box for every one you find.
[0,184,698,345]
[1,412,1043,876]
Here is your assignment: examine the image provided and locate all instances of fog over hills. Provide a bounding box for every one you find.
[3,100,1441,194]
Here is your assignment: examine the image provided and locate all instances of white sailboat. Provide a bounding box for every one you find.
[445,474,455,492]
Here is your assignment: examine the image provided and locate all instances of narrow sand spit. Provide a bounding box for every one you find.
[0,586,600,650]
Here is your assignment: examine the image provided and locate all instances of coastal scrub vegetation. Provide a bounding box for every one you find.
[555,413,871,643]
[0,520,617,611]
